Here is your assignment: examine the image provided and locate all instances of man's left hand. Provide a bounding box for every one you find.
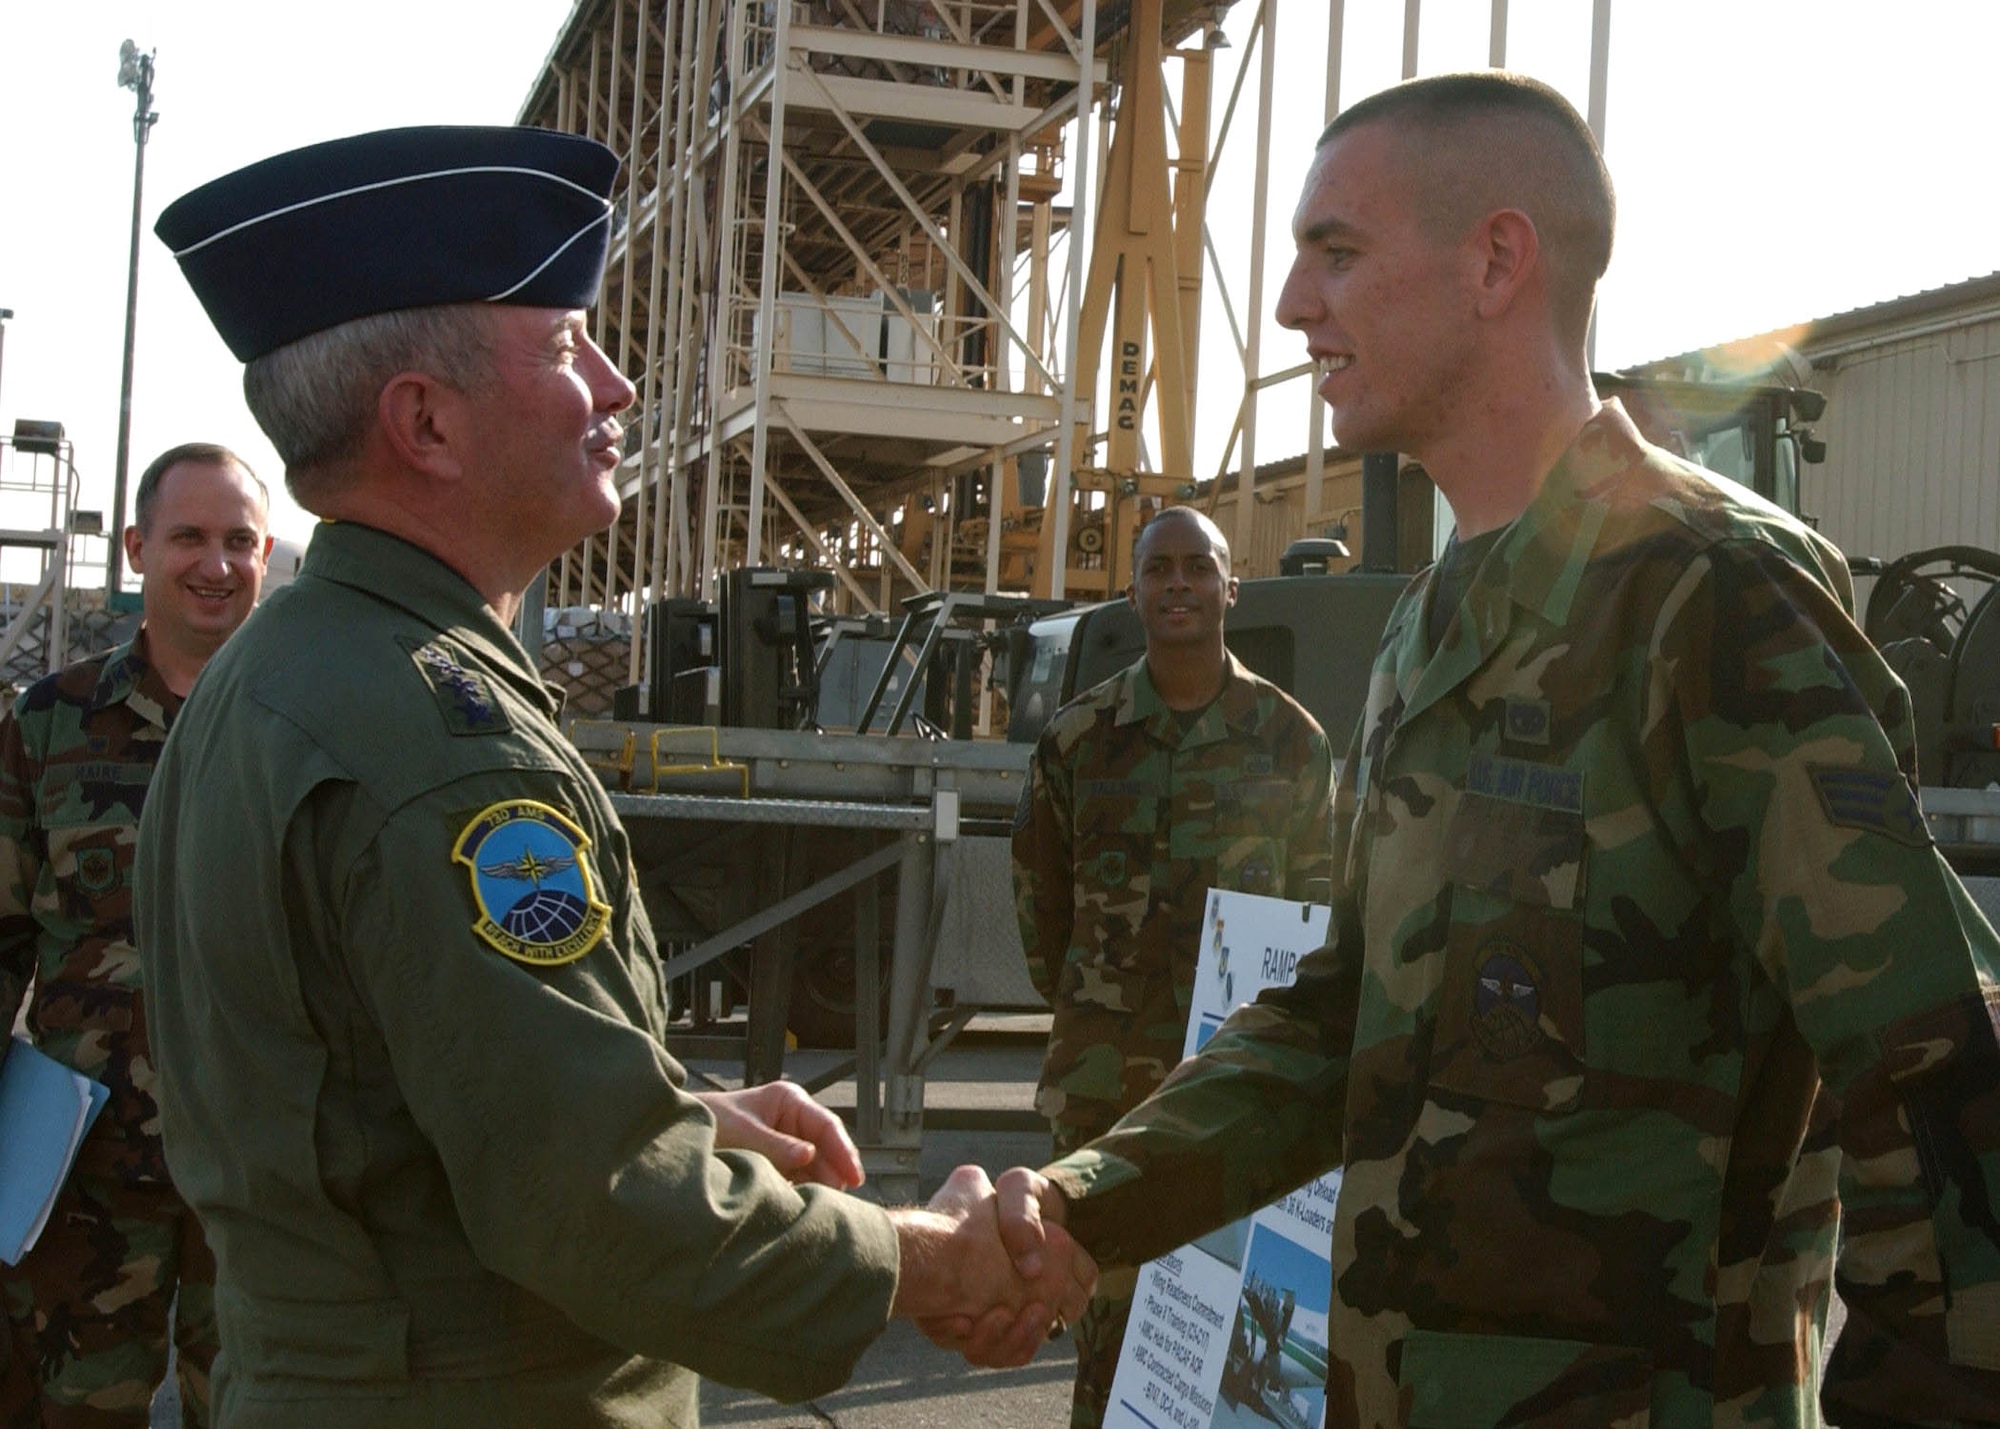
[700,1082,865,1189]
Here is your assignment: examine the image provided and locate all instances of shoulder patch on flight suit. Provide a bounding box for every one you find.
[399,635,511,736]
[452,800,612,966]
[1808,764,1931,848]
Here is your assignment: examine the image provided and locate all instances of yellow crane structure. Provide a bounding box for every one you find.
[515,0,1614,696]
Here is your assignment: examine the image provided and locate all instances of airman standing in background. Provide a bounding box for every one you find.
[1014,505,1334,1426]
[1,443,271,1426]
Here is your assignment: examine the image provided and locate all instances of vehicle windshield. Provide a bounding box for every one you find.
[1680,420,1756,486]
[1613,387,1794,512]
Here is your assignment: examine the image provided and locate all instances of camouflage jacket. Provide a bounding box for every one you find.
[1015,653,1333,1129]
[1047,402,2000,1428]
[0,635,178,1186]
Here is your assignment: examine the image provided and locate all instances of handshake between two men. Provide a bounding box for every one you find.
[894,1165,1085,1367]
[707,1081,1091,1369]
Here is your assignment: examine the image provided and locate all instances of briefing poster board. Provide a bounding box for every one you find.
[1104,889,1338,1429]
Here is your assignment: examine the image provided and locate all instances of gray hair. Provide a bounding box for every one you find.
[241,304,496,507]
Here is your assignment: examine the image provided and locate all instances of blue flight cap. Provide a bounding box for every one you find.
[156,125,618,362]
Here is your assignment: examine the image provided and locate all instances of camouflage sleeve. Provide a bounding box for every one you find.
[1282,724,1336,903]
[1012,732,1074,1004]
[1662,538,2000,1423]
[0,704,41,1034]
[1046,715,1363,1268]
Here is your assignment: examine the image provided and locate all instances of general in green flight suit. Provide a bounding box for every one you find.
[138,124,1095,1428]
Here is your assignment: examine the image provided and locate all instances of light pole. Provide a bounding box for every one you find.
[109,40,158,600]
[0,308,13,416]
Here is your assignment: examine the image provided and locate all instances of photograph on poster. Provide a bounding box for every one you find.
[1192,1218,1248,1274]
[1104,891,1335,1429]
[1215,1226,1330,1429]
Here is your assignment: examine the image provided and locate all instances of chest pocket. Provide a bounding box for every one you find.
[47,826,133,902]
[39,764,149,906]
[1216,837,1284,897]
[1074,787,1158,946]
[1213,778,1291,897]
[1429,762,1588,1114]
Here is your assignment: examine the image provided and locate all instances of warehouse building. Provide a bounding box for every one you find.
[1637,270,2000,572]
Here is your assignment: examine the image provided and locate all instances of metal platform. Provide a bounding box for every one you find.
[581,721,1033,1200]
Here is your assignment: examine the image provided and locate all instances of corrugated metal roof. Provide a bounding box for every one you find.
[1630,269,2000,372]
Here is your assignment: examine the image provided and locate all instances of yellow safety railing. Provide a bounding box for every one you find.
[571,722,751,796]
[646,726,751,797]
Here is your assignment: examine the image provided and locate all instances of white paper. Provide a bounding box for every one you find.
[1105,890,1337,1429]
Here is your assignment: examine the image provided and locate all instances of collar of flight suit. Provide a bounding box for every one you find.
[1393,398,1647,732]
[299,520,563,722]
[1114,650,1265,750]
[88,629,178,732]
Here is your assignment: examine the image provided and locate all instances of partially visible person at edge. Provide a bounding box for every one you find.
[133,124,1092,1429]
[1013,504,1334,1427]
[964,71,2000,1428]
[0,443,272,1426]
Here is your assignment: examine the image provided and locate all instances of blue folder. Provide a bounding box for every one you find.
[0,1039,110,1265]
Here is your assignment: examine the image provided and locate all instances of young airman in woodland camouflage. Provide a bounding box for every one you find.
[1014,505,1335,1426]
[0,445,271,1425]
[973,71,2000,1427]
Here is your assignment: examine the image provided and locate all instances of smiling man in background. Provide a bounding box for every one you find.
[0,442,271,1426]
[1014,505,1333,1426]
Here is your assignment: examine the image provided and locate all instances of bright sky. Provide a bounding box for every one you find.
[3,0,1996,565]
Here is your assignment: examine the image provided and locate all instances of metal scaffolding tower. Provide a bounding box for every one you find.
[0,423,121,694]
[517,0,1614,685]
[517,1,1249,674]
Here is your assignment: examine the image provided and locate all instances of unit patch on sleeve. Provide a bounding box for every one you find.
[400,635,511,736]
[453,800,612,966]
[1807,764,1931,848]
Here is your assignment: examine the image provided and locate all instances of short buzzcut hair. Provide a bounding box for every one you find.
[1321,72,1615,353]
[241,303,496,509]
[134,442,268,535]
[1132,505,1232,574]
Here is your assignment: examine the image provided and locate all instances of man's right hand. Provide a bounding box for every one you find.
[890,1164,1093,1368]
